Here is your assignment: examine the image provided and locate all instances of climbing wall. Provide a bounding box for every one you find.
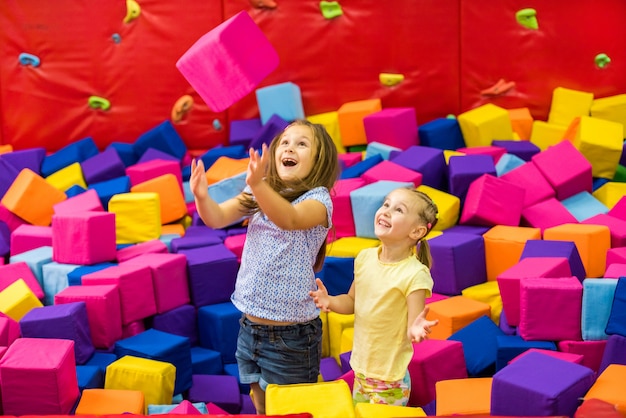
[0,1,625,153]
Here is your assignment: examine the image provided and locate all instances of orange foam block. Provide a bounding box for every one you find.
[205,156,249,185]
[337,99,382,147]
[1,168,66,226]
[483,225,542,281]
[507,107,534,140]
[75,388,145,415]
[426,295,491,340]
[131,174,187,224]
[436,377,492,416]
[583,364,626,415]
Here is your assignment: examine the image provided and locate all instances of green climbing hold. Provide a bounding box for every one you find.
[595,53,611,69]
[446,114,456,120]
[516,8,538,30]
[320,1,343,19]
[88,96,111,111]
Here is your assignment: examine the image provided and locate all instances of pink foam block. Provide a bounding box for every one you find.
[122,253,190,314]
[9,224,52,256]
[330,178,366,240]
[54,284,122,350]
[116,239,169,263]
[0,261,44,299]
[557,340,607,373]
[82,264,157,325]
[531,140,593,200]
[501,161,555,208]
[519,276,583,341]
[52,189,104,215]
[0,338,79,415]
[460,174,525,226]
[338,152,363,169]
[176,11,279,112]
[497,257,572,327]
[0,312,20,347]
[363,107,419,150]
[125,159,183,191]
[521,197,579,232]
[224,233,246,263]
[361,160,423,188]
[52,211,117,265]
[582,213,626,248]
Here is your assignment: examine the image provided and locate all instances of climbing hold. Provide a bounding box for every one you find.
[516,8,538,30]
[112,33,122,44]
[249,0,277,9]
[18,53,41,67]
[171,95,194,123]
[480,78,516,96]
[320,1,343,19]
[88,96,111,111]
[446,114,456,120]
[595,53,611,69]
[379,73,404,87]
[212,119,223,131]
[123,0,141,23]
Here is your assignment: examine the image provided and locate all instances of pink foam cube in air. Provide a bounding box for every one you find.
[176,11,279,112]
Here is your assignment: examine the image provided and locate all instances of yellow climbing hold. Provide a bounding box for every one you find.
[379,73,404,87]
[320,1,343,19]
[516,8,538,30]
[124,0,141,24]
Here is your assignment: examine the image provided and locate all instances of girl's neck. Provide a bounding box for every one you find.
[378,242,413,263]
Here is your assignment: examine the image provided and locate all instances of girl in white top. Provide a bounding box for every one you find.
[310,187,439,406]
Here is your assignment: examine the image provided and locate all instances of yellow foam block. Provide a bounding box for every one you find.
[337,99,382,147]
[108,192,162,244]
[435,377,492,416]
[457,103,513,148]
[327,236,379,258]
[1,168,67,226]
[529,120,568,151]
[548,87,594,127]
[591,93,626,133]
[308,111,346,154]
[583,364,626,415]
[443,150,465,164]
[205,156,249,186]
[75,388,145,415]
[266,380,355,418]
[339,326,354,355]
[483,225,542,281]
[131,174,187,224]
[355,403,426,417]
[543,223,611,278]
[573,116,624,180]
[327,311,355,364]
[461,281,502,324]
[417,185,460,231]
[507,107,534,140]
[426,296,491,340]
[0,279,43,321]
[45,162,87,192]
[593,181,626,209]
[105,355,175,408]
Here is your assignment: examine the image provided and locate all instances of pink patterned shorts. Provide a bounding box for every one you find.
[352,371,411,406]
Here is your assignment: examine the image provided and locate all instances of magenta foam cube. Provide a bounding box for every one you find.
[54,284,122,350]
[557,339,607,374]
[116,239,169,263]
[0,338,79,415]
[531,140,593,200]
[456,145,507,164]
[521,197,579,232]
[338,152,362,170]
[407,339,467,407]
[363,107,419,150]
[53,188,104,215]
[52,211,116,265]
[519,276,583,341]
[123,253,190,314]
[501,161,555,208]
[176,11,279,112]
[0,312,20,347]
[497,257,572,327]
[331,178,365,239]
[126,159,183,192]
[0,261,44,299]
[459,174,525,227]
[361,160,423,188]
[223,233,246,263]
[9,224,52,256]
[582,213,626,248]
[82,264,157,325]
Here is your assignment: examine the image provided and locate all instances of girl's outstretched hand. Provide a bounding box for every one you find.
[409,305,439,343]
[309,278,331,312]
[189,158,208,199]
[247,143,269,188]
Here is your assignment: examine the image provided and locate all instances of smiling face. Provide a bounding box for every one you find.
[374,188,427,244]
[274,124,317,182]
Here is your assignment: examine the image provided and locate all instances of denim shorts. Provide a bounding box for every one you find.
[235,315,322,391]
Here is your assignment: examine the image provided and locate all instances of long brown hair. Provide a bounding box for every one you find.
[239,119,340,271]
[410,189,439,269]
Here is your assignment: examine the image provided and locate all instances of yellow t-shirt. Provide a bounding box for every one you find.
[349,246,434,381]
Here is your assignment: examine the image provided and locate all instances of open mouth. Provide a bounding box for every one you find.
[282,158,297,167]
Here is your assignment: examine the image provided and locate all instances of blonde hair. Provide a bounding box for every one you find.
[402,188,439,269]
